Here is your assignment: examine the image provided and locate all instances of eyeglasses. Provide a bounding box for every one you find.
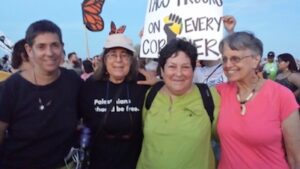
[222,55,252,65]
[106,52,130,62]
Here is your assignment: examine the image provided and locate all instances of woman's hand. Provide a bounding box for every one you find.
[137,68,159,85]
[223,15,236,33]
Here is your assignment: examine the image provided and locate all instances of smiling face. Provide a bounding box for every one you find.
[161,51,194,96]
[104,47,132,83]
[222,44,260,82]
[25,33,63,74]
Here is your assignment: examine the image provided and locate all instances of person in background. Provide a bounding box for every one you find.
[11,38,32,72]
[193,59,226,86]
[81,59,94,81]
[217,31,300,169]
[1,55,11,72]
[0,20,81,169]
[80,32,157,169]
[193,15,236,87]
[92,54,102,71]
[275,53,300,104]
[73,57,83,76]
[137,38,220,169]
[1,38,31,98]
[256,64,265,79]
[61,51,82,75]
[262,51,278,80]
[63,52,78,69]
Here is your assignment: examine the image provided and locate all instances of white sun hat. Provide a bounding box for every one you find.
[103,34,135,53]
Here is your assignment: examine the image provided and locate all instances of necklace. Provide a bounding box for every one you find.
[236,78,260,116]
[33,71,52,111]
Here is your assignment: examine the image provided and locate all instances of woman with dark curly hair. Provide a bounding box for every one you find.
[275,53,300,103]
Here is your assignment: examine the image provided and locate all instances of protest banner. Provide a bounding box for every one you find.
[140,0,223,60]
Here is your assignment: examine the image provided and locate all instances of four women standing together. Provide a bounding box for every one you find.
[0,19,299,169]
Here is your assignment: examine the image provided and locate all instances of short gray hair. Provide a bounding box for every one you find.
[219,31,263,57]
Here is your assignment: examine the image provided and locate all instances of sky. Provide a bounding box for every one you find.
[0,0,299,60]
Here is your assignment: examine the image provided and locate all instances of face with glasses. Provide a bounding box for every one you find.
[221,45,260,82]
[105,47,131,83]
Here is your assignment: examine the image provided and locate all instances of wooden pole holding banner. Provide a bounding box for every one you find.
[83,25,91,59]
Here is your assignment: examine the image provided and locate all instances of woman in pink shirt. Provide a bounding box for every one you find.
[216,31,300,169]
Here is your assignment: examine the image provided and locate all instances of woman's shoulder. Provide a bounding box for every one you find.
[1,72,32,97]
[3,72,26,86]
[290,72,300,76]
[83,76,106,86]
[289,72,300,82]
[215,82,235,93]
[263,79,296,97]
[265,79,287,88]
[60,67,80,79]
[59,68,83,88]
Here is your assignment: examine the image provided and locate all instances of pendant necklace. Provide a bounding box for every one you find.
[33,71,52,111]
[236,78,260,116]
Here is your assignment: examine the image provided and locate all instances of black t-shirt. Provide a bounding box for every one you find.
[80,77,149,169]
[276,77,300,103]
[0,68,82,169]
[276,77,298,92]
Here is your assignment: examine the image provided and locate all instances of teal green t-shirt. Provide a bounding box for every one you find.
[137,85,219,169]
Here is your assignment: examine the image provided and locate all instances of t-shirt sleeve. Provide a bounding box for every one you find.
[279,85,299,121]
[0,78,15,123]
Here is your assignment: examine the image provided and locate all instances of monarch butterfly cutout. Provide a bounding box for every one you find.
[109,21,126,35]
[82,0,105,32]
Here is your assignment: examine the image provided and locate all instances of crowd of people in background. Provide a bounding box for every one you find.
[0,16,299,169]
[1,44,300,86]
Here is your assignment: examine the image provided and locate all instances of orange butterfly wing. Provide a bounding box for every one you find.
[82,0,105,31]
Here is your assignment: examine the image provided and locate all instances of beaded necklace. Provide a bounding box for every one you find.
[236,78,260,116]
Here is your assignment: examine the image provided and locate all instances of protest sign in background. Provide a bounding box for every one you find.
[140,0,223,60]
